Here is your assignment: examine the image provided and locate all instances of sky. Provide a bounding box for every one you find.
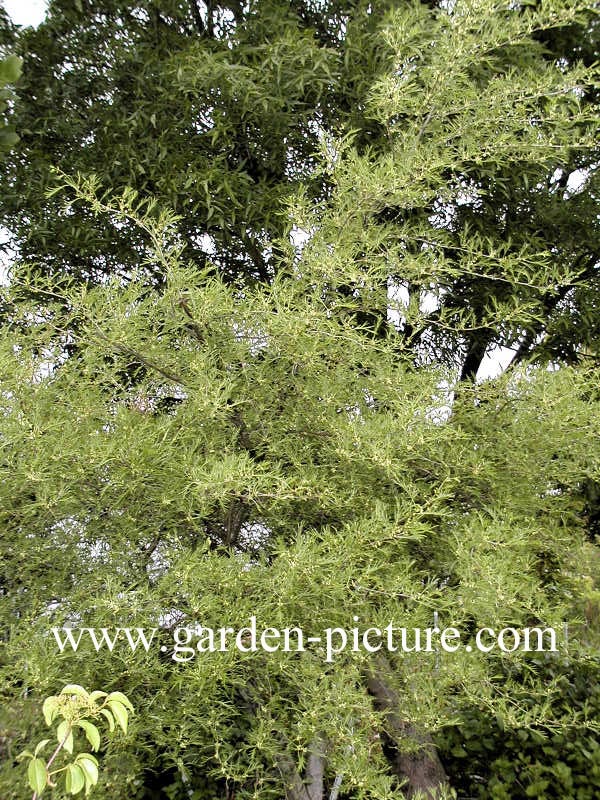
[3,0,47,27]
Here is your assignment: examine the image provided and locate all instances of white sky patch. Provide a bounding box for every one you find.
[387,279,409,328]
[197,232,216,254]
[565,167,591,197]
[549,166,593,197]
[290,225,311,252]
[4,0,48,27]
[420,288,440,314]
[0,225,15,286]
[427,379,454,424]
[477,345,515,381]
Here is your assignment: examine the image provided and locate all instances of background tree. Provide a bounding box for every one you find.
[1,0,598,373]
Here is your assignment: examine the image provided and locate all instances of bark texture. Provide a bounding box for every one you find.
[367,657,449,799]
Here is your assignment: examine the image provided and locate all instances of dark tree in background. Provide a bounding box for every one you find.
[2,0,599,374]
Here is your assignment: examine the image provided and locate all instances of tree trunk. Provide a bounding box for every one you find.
[366,658,449,799]
[276,737,325,800]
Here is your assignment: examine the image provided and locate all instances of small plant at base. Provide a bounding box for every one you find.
[18,684,134,798]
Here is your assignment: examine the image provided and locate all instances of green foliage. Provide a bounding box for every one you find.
[0,1,599,799]
[1,0,598,375]
[437,656,600,799]
[0,54,22,151]
[1,182,600,798]
[17,685,132,798]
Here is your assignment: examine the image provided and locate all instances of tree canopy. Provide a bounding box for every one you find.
[1,1,600,799]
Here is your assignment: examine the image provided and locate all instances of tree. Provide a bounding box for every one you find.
[1,1,600,799]
[1,0,599,373]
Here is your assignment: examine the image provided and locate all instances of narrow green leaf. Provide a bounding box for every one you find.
[34,739,51,757]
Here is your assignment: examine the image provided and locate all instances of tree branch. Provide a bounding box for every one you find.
[275,738,326,800]
[188,0,205,35]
